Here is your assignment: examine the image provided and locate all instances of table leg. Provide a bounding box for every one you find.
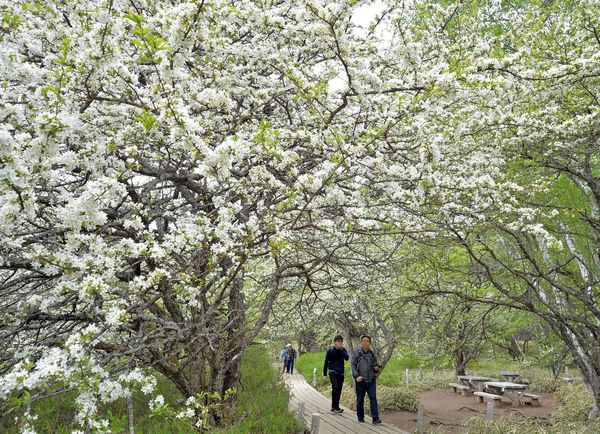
[505,391,519,406]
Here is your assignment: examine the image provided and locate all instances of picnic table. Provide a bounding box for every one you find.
[562,377,583,383]
[457,375,494,392]
[500,371,521,382]
[484,381,527,406]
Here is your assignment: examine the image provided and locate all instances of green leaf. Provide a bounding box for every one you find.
[135,110,158,131]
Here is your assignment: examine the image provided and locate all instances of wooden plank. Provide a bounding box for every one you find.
[290,380,401,434]
[282,369,410,434]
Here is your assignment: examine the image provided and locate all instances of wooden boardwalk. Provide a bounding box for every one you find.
[283,369,410,434]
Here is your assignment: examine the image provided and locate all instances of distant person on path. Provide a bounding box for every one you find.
[323,335,349,414]
[285,343,297,374]
[351,335,382,424]
[279,347,287,370]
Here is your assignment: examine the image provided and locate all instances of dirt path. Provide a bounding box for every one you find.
[382,389,558,433]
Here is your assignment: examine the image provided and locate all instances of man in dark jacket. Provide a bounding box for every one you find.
[351,335,382,424]
[284,343,297,374]
[323,335,350,413]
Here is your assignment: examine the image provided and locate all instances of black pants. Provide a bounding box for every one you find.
[285,359,294,373]
[356,380,379,420]
[329,372,345,410]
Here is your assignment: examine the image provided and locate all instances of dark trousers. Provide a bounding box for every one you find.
[285,359,294,373]
[355,380,379,420]
[329,372,345,410]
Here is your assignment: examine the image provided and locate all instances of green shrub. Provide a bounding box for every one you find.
[463,415,600,434]
[213,345,299,434]
[462,415,550,434]
[295,351,329,389]
[377,386,419,412]
[463,383,600,434]
[1,346,298,434]
[411,371,455,392]
[339,385,356,410]
[549,420,600,434]
[551,383,593,424]
[337,384,419,413]
[529,374,563,393]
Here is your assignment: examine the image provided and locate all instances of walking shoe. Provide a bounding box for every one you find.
[372,418,382,424]
[357,418,365,422]
[332,408,343,414]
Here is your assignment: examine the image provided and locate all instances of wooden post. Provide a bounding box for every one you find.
[416,403,425,433]
[312,368,317,387]
[419,367,424,381]
[486,401,494,420]
[311,413,320,434]
[297,402,305,430]
[405,368,410,385]
[531,367,536,382]
[127,394,134,434]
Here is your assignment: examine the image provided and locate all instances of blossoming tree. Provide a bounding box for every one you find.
[0,0,449,429]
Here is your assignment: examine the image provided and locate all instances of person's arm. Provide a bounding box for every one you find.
[351,351,359,379]
[342,348,349,361]
[323,349,330,377]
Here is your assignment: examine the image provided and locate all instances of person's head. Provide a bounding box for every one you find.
[360,335,371,351]
[333,335,343,349]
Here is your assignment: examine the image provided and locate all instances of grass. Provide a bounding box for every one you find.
[213,346,299,433]
[298,353,573,392]
[1,346,299,433]
[295,349,425,389]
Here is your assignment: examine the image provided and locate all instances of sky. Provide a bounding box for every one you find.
[328,1,389,94]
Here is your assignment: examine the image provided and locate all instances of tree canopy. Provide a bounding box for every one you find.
[1,0,600,431]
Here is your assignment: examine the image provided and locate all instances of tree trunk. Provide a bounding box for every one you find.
[546,319,600,419]
[551,362,564,380]
[507,337,524,361]
[454,350,468,376]
[208,272,246,426]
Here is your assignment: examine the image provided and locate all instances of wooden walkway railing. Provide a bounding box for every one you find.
[282,369,410,434]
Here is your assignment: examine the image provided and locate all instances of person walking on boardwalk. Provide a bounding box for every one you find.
[284,343,297,374]
[351,335,382,424]
[280,347,287,372]
[323,335,350,414]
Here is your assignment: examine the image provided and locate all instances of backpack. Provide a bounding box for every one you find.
[354,349,375,364]
[354,349,379,373]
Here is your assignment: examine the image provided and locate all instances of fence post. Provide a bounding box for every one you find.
[405,368,410,385]
[419,367,423,381]
[297,402,305,430]
[531,367,536,382]
[312,368,317,387]
[416,403,425,433]
[311,413,320,434]
[127,394,134,434]
[486,401,494,420]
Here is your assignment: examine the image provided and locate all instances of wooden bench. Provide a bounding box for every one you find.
[474,391,502,403]
[449,383,470,396]
[519,392,540,406]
